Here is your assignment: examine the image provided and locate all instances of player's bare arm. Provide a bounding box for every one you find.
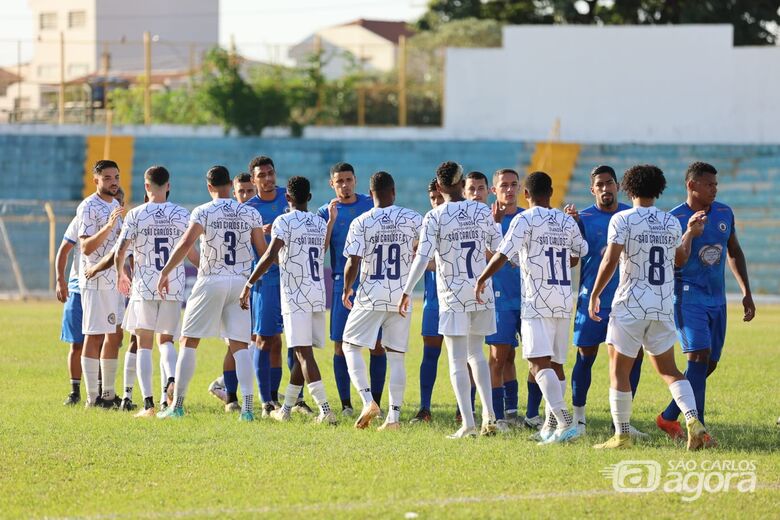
[323,198,338,254]
[240,237,284,310]
[589,242,623,321]
[475,252,509,304]
[54,240,74,303]
[84,250,116,279]
[674,210,707,267]
[157,222,202,297]
[80,205,124,255]
[342,254,361,309]
[251,226,268,259]
[726,228,755,322]
[563,203,579,222]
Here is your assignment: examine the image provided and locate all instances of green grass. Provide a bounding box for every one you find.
[1,301,779,519]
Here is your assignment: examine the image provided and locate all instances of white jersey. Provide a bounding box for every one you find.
[609,206,682,321]
[271,210,327,314]
[63,216,81,293]
[77,193,122,290]
[498,206,587,319]
[418,200,502,312]
[344,205,423,311]
[117,202,190,301]
[191,198,263,278]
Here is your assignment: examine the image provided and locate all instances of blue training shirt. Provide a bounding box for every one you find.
[672,201,734,307]
[577,203,631,308]
[245,187,287,285]
[317,193,374,276]
[423,270,438,311]
[494,210,522,311]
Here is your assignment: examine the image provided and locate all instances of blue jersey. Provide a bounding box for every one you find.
[494,211,522,311]
[577,203,630,308]
[672,201,733,307]
[317,193,373,276]
[423,269,438,311]
[245,187,287,285]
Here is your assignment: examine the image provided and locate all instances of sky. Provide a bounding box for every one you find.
[0,0,427,67]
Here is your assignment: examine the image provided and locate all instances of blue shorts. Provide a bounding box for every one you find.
[251,282,283,337]
[674,303,727,362]
[330,277,381,343]
[572,305,610,348]
[485,309,521,347]
[60,292,84,344]
[421,306,441,337]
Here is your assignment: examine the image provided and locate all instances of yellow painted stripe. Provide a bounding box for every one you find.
[84,136,134,201]
[526,142,581,208]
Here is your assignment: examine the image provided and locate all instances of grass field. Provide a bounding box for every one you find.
[1,300,779,519]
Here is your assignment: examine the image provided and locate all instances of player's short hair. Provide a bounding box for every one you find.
[370,171,394,193]
[248,156,274,172]
[330,162,355,177]
[524,171,553,198]
[427,178,438,193]
[621,164,667,199]
[590,165,617,183]
[493,168,519,183]
[206,165,231,187]
[94,159,119,175]
[287,176,310,204]
[234,172,252,184]
[685,161,718,182]
[437,161,464,187]
[465,170,487,185]
[144,165,169,187]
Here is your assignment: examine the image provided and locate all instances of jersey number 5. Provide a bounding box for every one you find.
[154,237,170,271]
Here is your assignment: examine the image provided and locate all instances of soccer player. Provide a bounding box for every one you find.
[656,161,755,444]
[410,179,445,423]
[564,165,645,437]
[77,160,126,408]
[477,171,587,445]
[400,161,501,439]
[239,176,337,425]
[341,171,422,430]
[589,164,707,450]
[318,162,386,417]
[156,165,266,421]
[55,215,84,405]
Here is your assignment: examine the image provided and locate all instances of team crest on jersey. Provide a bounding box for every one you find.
[220,203,237,219]
[305,216,320,232]
[698,244,723,266]
[153,208,170,225]
[456,209,473,225]
[107,312,116,325]
[718,221,728,233]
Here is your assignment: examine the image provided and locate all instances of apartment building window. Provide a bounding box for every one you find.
[37,64,58,79]
[68,11,86,29]
[39,12,57,30]
[68,63,89,77]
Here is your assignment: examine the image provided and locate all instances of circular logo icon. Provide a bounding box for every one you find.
[107,313,116,325]
[698,244,723,266]
[718,221,728,233]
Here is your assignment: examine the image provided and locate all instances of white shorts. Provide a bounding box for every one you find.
[181,276,251,344]
[123,299,181,336]
[343,308,412,352]
[82,288,124,335]
[439,309,496,337]
[283,312,326,349]
[520,317,570,364]
[606,316,676,358]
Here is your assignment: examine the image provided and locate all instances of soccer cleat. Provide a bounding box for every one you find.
[524,415,544,430]
[239,411,255,422]
[63,392,81,406]
[270,408,291,422]
[159,401,169,412]
[656,414,685,441]
[316,410,338,425]
[495,419,511,433]
[97,395,122,409]
[157,406,184,419]
[208,379,227,403]
[446,425,478,439]
[481,419,498,436]
[134,407,156,418]
[341,406,355,418]
[120,398,137,411]
[354,401,380,429]
[575,421,587,436]
[377,421,401,431]
[703,433,718,449]
[409,409,432,424]
[530,428,554,443]
[593,433,633,449]
[224,401,241,413]
[292,400,315,416]
[538,425,582,445]
[686,418,707,451]
[629,424,650,440]
[261,402,276,418]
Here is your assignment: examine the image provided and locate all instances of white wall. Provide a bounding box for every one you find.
[444,25,780,144]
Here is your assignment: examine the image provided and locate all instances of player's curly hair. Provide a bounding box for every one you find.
[248,156,274,172]
[427,178,438,193]
[206,165,231,187]
[685,161,717,182]
[287,176,311,204]
[524,171,553,198]
[621,164,666,199]
[370,171,394,193]
[436,161,463,187]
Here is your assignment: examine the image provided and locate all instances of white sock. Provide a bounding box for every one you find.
[136,348,154,399]
[159,357,167,402]
[535,368,571,429]
[123,350,137,399]
[307,380,331,415]
[573,405,586,425]
[283,383,303,413]
[248,343,256,362]
[669,379,698,422]
[609,388,633,435]
[158,341,178,384]
[82,356,100,404]
[466,334,494,422]
[444,335,476,429]
[559,377,567,402]
[343,343,373,406]
[172,347,197,409]
[100,358,118,399]
[232,348,254,413]
[386,351,406,423]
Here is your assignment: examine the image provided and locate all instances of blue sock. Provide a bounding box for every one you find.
[333,354,351,405]
[419,345,440,411]
[287,349,303,399]
[369,353,387,405]
[504,379,519,414]
[571,352,597,407]
[492,386,505,420]
[270,367,283,402]
[223,370,238,395]
[470,384,476,412]
[253,348,271,403]
[526,379,542,418]
[629,355,643,399]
